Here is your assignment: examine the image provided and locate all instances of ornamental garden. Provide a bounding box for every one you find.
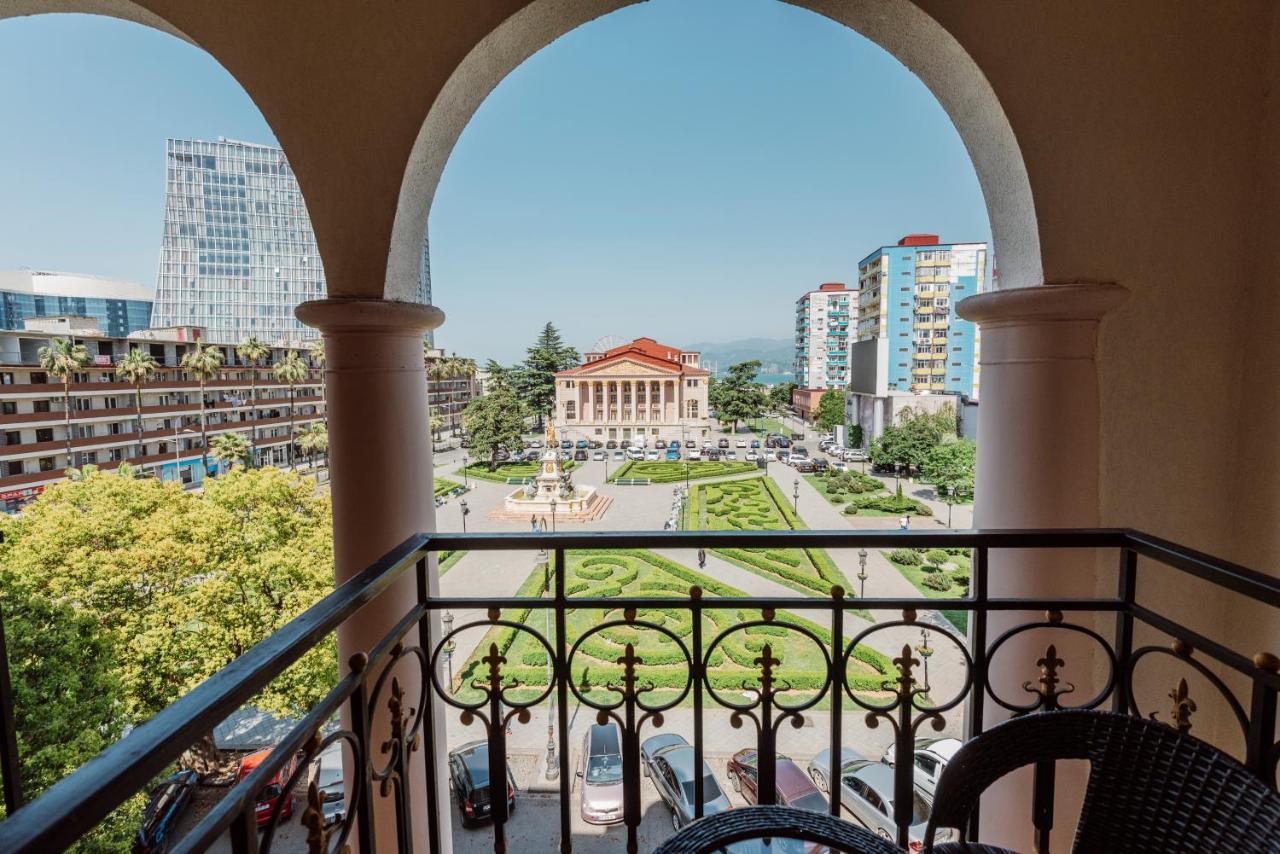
[805,469,933,517]
[607,460,758,483]
[454,549,893,705]
[883,547,973,631]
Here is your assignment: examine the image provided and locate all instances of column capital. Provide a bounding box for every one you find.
[958,282,1128,327]
[296,298,444,335]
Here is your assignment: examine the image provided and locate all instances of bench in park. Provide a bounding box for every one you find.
[613,477,652,486]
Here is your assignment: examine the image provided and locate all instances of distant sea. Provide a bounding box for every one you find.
[756,373,794,385]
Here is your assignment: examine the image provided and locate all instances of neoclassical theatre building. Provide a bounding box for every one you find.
[553,337,710,445]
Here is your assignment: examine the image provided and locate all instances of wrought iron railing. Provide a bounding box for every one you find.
[0,529,1278,853]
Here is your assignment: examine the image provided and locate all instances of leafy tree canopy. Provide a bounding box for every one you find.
[464,384,526,470]
[511,323,579,426]
[815,389,846,432]
[768,381,796,411]
[869,404,958,472]
[921,437,976,500]
[713,360,767,433]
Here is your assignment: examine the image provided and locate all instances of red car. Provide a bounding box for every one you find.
[236,746,300,829]
[726,749,828,812]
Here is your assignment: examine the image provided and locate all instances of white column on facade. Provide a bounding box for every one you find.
[296,298,445,854]
[957,283,1127,851]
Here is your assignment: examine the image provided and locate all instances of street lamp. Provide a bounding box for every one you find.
[441,610,456,692]
[857,548,869,598]
[895,463,904,492]
[944,485,953,528]
[538,547,550,592]
[916,627,935,689]
[459,498,470,533]
[543,548,559,779]
[549,497,557,533]
[792,478,799,513]
[461,454,469,488]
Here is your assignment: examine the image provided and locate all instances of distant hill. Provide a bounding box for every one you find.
[689,337,795,378]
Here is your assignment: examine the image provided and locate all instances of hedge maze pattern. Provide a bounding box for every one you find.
[608,460,758,483]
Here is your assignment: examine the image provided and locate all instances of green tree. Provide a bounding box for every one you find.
[848,423,864,447]
[296,422,329,482]
[115,347,159,464]
[236,336,270,467]
[514,322,580,428]
[922,437,976,503]
[210,431,251,469]
[768,381,796,411]
[273,350,308,467]
[463,383,525,470]
[37,337,90,467]
[815,389,846,432]
[870,404,957,474]
[180,342,225,479]
[713,360,767,433]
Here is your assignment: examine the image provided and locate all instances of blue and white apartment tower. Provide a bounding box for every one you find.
[855,234,987,397]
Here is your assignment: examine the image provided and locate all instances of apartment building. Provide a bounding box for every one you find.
[793,282,854,389]
[424,347,478,435]
[0,270,153,336]
[855,234,986,396]
[0,318,324,511]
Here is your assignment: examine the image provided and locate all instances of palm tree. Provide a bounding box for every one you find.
[447,356,477,436]
[236,336,270,467]
[273,350,308,467]
[426,353,447,439]
[210,432,251,470]
[38,337,90,468]
[115,348,159,465]
[309,339,327,428]
[180,342,225,480]
[296,422,329,483]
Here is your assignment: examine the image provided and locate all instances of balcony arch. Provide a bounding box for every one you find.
[387,0,1044,303]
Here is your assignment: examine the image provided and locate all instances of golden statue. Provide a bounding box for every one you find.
[546,420,557,448]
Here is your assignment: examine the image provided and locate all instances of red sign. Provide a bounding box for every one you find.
[94,355,112,367]
[0,485,44,502]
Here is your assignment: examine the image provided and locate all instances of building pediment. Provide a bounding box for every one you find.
[576,358,677,378]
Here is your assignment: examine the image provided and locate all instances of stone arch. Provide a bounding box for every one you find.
[387,0,1043,303]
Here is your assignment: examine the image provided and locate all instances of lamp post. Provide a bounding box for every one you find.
[461,454,469,488]
[550,497,557,533]
[441,610,456,692]
[857,548,869,598]
[544,553,558,780]
[459,498,470,533]
[944,485,953,528]
[895,463,904,492]
[916,627,934,689]
[792,478,799,514]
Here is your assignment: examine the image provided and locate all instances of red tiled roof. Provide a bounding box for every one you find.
[556,337,709,377]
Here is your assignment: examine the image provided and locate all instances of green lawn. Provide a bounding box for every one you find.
[438,549,465,576]
[803,471,932,518]
[691,477,851,597]
[608,460,759,483]
[434,477,462,497]
[883,550,971,633]
[461,459,577,483]
[453,549,894,705]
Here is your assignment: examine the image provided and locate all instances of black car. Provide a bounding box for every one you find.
[684,439,696,448]
[792,445,809,458]
[606,440,618,450]
[449,740,517,827]
[718,438,730,448]
[134,769,199,853]
[704,448,722,461]
[574,449,588,461]
[589,440,603,449]
[811,458,829,473]
[792,457,816,473]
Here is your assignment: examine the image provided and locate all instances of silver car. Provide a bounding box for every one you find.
[880,736,963,801]
[640,734,730,831]
[313,741,346,827]
[808,747,954,847]
[578,723,623,825]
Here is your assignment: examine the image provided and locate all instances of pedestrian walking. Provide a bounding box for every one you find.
[899,515,910,530]
[530,517,537,533]
[697,548,706,569]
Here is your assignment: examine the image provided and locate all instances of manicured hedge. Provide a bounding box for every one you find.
[434,477,462,497]
[606,461,758,484]
[461,460,576,483]
[926,549,949,566]
[890,549,922,565]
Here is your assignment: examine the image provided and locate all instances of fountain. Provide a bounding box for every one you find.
[496,422,611,522]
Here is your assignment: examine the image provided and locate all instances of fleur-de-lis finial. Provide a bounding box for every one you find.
[616,643,643,696]
[1168,677,1197,734]
[302,777,350,854]
[891,644,920,696]
[381,676,420,756]
[483,642,507,691]
[755,644,781,696]
[1023,643,1075,709]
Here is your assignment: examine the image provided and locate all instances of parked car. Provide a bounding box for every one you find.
[702,440,714,448]
[808,748,952,848]
[685,439,697,448]
[792,445,809,458]
[764,449,778,462]
[880,737,963,801]
[627,448,645,461]
[669,440,681,449]
[449,740,516,827]
[576,439,589,449]
[593,450,606,461]
[688,449,703,461]
[589,440,603,449]
[750,439,761,449]
[312,741,346,827]
[725,451,737,460]
[134,769,199,853]
[830,460,848,472]
[641,734,732,832]
[735,439,747,448]
[613,450,625,461]
[726,749,827,813]
[745,451,759,462]
[718,438,730,448]
[606,440,618,450]
[645,450,660,461]
[792,458,816,473]
[526,439,543,449]
[811,458,828,473]
[235,746,300,828]
[705,449,722,461]
[843,449,869,462]
[560,440,573,450]
[578,722,624,825]
[574,449,589,461]
[665,449,681,461]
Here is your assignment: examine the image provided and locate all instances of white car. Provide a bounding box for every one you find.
[613,451,625,461]
[592,450,606,461]
[745,451,759,461]
[830,460,848,472]
[880,737,962,801]
[645,450,660,461]
[735,439,747,448]
[725,451,737,460]
[702,440,714,449]
[764,449,778,461]
[842,449,867,462]
[688,449,702,461]
[627,449,645,461]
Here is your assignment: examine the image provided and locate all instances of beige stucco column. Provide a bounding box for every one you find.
[958,283,1127,850]
[296,297,446,854]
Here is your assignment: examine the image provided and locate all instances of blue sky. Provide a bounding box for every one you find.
[0,1,989,364]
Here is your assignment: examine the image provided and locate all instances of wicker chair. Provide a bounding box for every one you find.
[653,805,904,853]
[924,709,1280,853]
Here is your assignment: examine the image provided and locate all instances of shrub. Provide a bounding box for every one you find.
[951,572,970,586]
[921,574,952,592]
[889,548,921,565]
[945,547,972,557]
[925,549,949,566]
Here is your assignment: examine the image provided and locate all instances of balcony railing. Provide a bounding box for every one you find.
[0,529,1277,852]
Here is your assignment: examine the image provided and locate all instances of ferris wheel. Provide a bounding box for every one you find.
[592,334,625,353]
